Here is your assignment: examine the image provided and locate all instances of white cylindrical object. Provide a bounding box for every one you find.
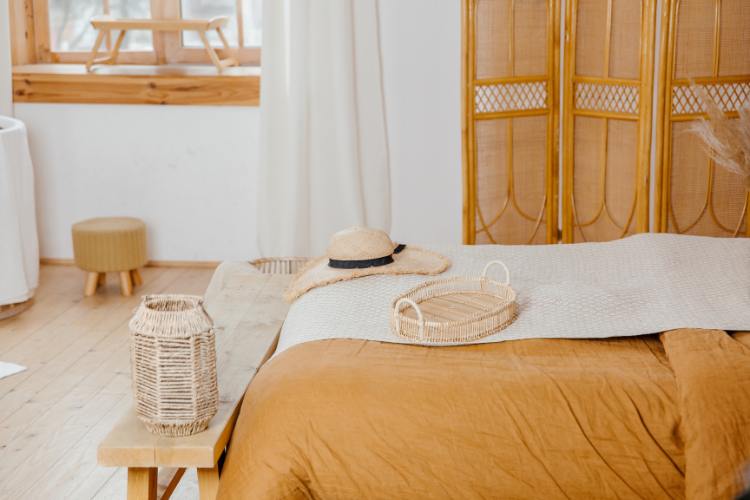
[0,116,39,306]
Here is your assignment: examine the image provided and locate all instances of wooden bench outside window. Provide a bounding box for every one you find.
[87,16,239,73]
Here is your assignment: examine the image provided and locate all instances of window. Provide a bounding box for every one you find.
[40,0,261,66]
[181,0,262,48]
[49,0,151,52]
[10,0,261,106]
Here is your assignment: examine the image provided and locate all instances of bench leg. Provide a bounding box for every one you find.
[131,268,143,287]
[159,467,186,500]
[109,29,127,65]
[120,271,134,296]
[216,26,231,52]
[199,31,224,73]
[84,272,100,296]
[127,467,157,500]
[86,29,107,72]
[197,464,220,500]
[98,272,107,288]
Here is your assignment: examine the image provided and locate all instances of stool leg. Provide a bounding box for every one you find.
[130,269,143,287]
[84,272,99,297]
[119,271,134,296]
[98,272,106,288]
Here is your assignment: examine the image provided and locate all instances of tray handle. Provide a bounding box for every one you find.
[394,297,425,340]
[481,260,510,285]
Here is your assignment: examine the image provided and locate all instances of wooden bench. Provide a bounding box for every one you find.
[98,265,291,499]
[86,16,239,73]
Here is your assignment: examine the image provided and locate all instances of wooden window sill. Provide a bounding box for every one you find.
[12,64,260,106]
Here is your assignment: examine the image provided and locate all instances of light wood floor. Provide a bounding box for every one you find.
[0,265,216,499]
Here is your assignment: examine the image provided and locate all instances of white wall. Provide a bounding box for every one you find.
[8,0,463,261]
[379,0,462,246]
[14,104,261,261]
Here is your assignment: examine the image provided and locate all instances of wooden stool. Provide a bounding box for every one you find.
[72,217,147,297]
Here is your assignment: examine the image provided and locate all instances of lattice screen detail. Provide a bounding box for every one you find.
[672,82,750,115]
[474,81,548,114]
[574,82,640,115]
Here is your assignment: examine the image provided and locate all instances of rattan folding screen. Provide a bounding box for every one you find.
[463,0,749,243]
[655,0,750,237]
[462,0,560,244]
[562,0,657,242]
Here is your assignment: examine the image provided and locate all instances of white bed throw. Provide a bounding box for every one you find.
[275,234,750,355]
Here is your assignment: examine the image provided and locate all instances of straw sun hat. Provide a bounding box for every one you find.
[284,227,451,302]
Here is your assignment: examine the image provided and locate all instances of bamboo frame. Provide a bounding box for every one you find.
[462,0,560,244]
[655,0,750,237]
[562,0,657,243]
[461,0,472,243]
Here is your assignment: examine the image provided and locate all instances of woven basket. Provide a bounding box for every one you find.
[391,260,517,343]
[0,299,33,321]
[128,294,218,437]
[250,257,308,275]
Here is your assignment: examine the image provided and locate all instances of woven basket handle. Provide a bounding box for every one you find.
[481,260,510,285]
[196,299,217,333]
[394,297,425,340]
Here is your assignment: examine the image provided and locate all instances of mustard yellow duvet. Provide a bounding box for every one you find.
[218,329,750,499]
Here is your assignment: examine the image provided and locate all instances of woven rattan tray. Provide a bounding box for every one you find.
[390,261,517,343]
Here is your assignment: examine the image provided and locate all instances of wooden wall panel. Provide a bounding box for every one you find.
[562,0,657,242]
[655,0,750,237]
[463,0,560,244]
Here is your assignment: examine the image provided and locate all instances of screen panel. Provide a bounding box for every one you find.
[656,0,750,237]
[464,0,560,244]
[562,0,657,242]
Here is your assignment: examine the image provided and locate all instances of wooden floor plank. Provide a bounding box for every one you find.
[33,269,218,498]
[0,264,215,498]
[0,372,129,498]
[0,268,180,429]
[0,267,86,353]
[14,383,132,498]
[93,467,128,499]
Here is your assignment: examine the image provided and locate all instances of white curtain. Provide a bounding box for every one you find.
[258,0,391,257]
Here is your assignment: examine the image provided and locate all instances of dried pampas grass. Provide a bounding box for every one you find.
[690,86,750,191]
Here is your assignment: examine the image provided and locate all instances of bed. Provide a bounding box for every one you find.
[209,236,750,500]
[217,329,750,499]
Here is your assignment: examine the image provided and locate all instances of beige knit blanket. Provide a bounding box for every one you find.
[273,234,750,354]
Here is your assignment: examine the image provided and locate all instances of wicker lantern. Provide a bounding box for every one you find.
[128,294,218,437]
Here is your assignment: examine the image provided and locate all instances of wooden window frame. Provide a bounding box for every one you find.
[8,0,260,106]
